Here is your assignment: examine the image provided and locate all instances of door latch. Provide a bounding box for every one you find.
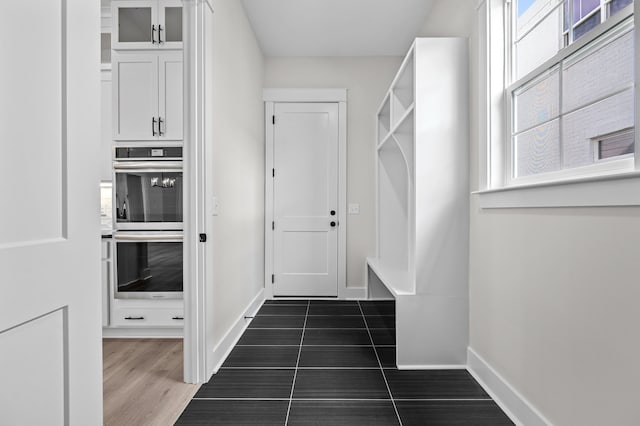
[199,233,207,242]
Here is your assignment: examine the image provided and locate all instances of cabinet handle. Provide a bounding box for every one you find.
[158,117,164,136]
[158,25,163,44]
[151,25,156,44]
[152,117,157,136]
[172,316,184,320]
[124,316,145,320]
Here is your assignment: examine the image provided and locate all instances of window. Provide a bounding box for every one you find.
[507,0,635,186]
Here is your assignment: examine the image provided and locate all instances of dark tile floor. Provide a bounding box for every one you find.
[175,300,513,425]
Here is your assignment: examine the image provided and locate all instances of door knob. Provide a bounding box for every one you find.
[330,210,336,216]
[330,221,337,227]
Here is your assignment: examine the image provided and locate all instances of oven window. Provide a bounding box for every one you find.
[116,242,183,293]
[115,172,183,223]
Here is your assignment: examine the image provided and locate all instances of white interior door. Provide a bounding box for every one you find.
[272,103,339,296]
[0,1,102,424]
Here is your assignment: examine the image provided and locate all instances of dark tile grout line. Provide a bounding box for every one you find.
[357,300,403,426]
[284,300,309,426]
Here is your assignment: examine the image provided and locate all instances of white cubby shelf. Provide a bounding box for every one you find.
[368,38,470,368]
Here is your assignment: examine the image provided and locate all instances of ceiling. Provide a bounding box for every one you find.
[240,0,435,57]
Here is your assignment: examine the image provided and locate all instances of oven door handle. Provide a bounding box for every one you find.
[113,161,183,171]
[114,233,183,241]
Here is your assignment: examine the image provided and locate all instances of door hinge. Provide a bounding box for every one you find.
[272,168,275,177]
[271,274,275,283]
[272,115,275,125]
[272,221,275,230]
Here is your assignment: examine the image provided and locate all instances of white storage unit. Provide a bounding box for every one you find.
[111,0,183,50]
[112,50,183,142]
[101,239,113,327]
[101,70,113,181]
[367,38,469,368]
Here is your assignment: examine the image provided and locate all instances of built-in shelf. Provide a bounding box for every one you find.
[377,95,391,144]
[366,257,412,297]
[369,38,469,369]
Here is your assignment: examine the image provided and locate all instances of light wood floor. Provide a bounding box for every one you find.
[103,338,199,426]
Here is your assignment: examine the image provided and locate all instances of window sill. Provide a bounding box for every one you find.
[474,171,640,208]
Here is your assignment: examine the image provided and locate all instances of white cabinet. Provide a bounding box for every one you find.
[112,0,182,50]
[101,239,113,327]
[112,50,182,141]
[367,38,469,368]
[110,305,184,327]
[100,70,113,181]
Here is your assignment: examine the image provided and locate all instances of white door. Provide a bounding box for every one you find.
[272,103,339,296]
[112,51,159,141]
[158,51,183,141]
[0,1,102,425]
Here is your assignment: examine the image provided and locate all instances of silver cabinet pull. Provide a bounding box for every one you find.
[172,316,183,320]
[158,25,163,44]
[124,316,145,320]
[151,25,156,44]
[152,117,157,136]
[158,117,164,136]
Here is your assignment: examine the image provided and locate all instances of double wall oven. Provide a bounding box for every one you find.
[113,147,183,299]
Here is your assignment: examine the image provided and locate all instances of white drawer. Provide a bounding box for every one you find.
[111,307,184,327]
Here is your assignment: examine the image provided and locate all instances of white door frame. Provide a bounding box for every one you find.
[263,89,348,299]
[182,0,213,384]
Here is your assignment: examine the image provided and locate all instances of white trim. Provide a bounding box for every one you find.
[467,347,552,426]
[397,364,467,370]
[209,290,265,376]
[475,170,640,208]
[264,89,348,300]
[183,0,210,384]
[263,88,347,102]
[264,102,275,300]
[340,287,367,300]
[336,101,348,299]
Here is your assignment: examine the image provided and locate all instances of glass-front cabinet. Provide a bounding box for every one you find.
[112,0,182,50]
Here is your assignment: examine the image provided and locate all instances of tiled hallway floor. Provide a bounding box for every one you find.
[176,300,513,425]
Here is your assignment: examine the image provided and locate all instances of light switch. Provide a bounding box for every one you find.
[348,203,360,215]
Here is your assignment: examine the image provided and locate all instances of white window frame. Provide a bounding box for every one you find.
[476,0,640,208]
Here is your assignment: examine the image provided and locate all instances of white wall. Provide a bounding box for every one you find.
[264,57,402,288]
[467,2,640,425]
[206,0,265,353]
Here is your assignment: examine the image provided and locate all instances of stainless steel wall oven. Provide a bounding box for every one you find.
[113,232,183,299]
[113,146,184,300]
[114,147,183,231]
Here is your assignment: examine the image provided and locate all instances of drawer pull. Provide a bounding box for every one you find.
[172,316,184,320]
[124,316,145,320]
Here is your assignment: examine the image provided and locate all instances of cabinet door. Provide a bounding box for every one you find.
[100,72,113,181]
[101,260,111,327]
[158,51,183,141]
[157,0,183,49]
[112,0,157,50]
[113,52,159,141]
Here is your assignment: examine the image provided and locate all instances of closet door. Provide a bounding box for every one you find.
[113,51,159,141]
[158,51,183,141]
[272,102,340,297]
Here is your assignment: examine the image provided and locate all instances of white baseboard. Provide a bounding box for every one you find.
[397,364,467,370]
[208,290,265,377]
[102,327,183,338]
[467,347,551,426]
[339,286,367,299]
